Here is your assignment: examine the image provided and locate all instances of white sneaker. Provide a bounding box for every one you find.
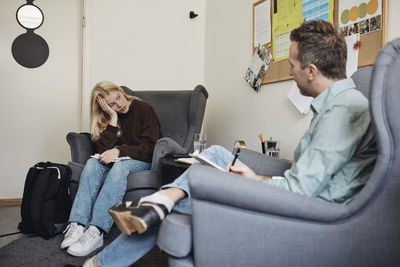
[60,222,84,249]
[82,256,97,267]
[67,226,103,257]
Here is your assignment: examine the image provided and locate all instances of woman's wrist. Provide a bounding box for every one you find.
[109,116,118,127]
[112,148,120,158]
[255,175,272,181]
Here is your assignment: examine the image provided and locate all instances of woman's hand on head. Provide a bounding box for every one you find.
[99,148,120,164]
[97,96,118,125]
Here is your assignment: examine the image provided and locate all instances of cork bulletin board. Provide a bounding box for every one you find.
[252,0,387,85]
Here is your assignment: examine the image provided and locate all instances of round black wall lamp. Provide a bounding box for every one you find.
[12,0,49,68]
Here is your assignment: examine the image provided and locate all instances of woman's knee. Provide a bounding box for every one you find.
[109,161,130,175]
[112,160,149,174]
[105,160,150,183]
[80,158,105,182]
[84,157,103,170]
[105,163,130,183]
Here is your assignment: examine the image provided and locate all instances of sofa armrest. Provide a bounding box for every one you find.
[151,137,187,171]
[67,161,84,202]
[237,148,292,176]
[188,165,352,223]
[66,132,96,165]
[157,213,193,258]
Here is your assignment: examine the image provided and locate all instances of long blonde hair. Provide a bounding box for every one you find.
[90,81,138,141]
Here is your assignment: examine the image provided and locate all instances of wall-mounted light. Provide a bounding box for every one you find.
[12,0,49,68]
[189,11,198,19]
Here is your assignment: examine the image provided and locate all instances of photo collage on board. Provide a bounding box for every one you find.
[339,14,381,36]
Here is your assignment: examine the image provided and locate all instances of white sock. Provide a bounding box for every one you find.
[139,192,175,219]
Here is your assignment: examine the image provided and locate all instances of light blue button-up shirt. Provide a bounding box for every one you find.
[266,79,377,204]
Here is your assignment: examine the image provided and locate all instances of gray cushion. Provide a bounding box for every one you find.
[132,90,192,146]
[168,255,194,267]
[122,85,208,150]
[351,65,373,98]
[157,213,192,258]
[237,148,292,176]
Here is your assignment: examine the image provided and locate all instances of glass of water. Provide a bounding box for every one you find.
[193,133,207,153]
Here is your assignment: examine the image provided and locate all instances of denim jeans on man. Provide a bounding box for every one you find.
[96,145,234,267]
[69,158,150,234]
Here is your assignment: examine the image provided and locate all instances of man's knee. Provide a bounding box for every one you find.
[206,145,228,154]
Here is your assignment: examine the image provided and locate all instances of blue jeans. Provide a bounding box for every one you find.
[96,145,233,266]
[69,158,150,234]
[161,145,234,215]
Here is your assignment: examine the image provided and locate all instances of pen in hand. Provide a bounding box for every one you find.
[230,148,241,172]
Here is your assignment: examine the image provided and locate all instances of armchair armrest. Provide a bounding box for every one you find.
[66,132,96,165]
[151,137,187,171]
[188,165,354,223]
[237,148,292,176]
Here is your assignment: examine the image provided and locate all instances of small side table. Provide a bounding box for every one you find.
[159,155,191,185]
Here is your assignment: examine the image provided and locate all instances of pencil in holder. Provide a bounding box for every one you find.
[261,141,266,154]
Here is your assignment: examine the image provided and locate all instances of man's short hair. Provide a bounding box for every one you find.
[290,20,347,79]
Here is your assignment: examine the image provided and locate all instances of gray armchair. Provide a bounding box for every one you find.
[67,85,208,201]
[157,38,400,267]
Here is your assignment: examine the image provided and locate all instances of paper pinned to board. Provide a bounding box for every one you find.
[254,0,271,46]
[287,82,314,114]
[244,44,273,92]
[345,34,360,78]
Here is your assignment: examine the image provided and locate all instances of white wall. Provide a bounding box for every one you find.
[386,0,400,42]
[203,0,400,160]
[81,0,206,131]
[0,0,82,198]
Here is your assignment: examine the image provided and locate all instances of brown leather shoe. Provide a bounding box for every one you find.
[109,202,168,235]
[109,200,140,211]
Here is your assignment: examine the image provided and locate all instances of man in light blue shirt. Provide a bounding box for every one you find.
[264,78,376,204]
[230,20,376,204]
[83,20,377,267]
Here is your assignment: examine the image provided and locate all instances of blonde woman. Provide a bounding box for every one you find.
[60,81,162,257]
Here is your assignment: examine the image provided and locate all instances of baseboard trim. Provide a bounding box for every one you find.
[0,198,22,207]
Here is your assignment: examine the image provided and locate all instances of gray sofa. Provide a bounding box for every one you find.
[66,85,208,201]
[157,38,400,267]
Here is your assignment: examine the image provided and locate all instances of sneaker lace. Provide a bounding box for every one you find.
[79,227,99,245]
[62,223,72,235]
[63,224,75,237]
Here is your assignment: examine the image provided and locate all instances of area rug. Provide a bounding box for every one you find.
[0,226,168,267]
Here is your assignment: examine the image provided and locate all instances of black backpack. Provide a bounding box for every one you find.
[18,162,72,239]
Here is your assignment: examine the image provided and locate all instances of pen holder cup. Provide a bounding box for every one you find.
[266,140,277,150]
[266,140,279,158]
[261,141,266,154]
